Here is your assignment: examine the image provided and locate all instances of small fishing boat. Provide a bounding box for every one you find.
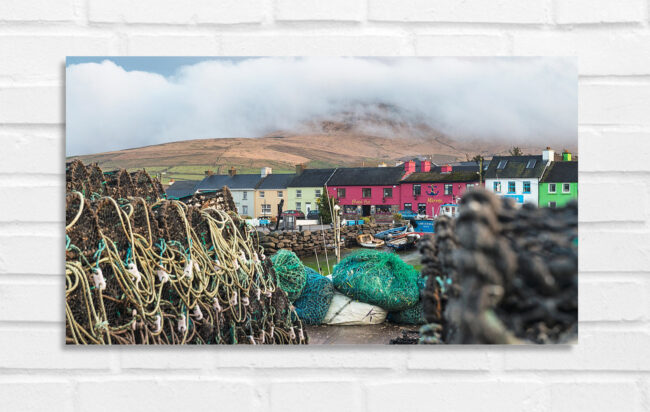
[374,225,409,240]
[385,233,420,251]
[356,234,385,248]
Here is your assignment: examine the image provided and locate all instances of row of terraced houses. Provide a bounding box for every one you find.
[165,148,577,219]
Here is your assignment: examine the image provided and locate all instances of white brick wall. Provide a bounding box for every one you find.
[1,1,648,410]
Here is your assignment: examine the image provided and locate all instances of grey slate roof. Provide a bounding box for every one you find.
[195,173,263,191]
[287,168,336,188]
[540,161,578,183]
[403,165,480,183]
[484,155,547,179]
[256,173,296,189]
[327,166,405,186]
[165,180,199,199]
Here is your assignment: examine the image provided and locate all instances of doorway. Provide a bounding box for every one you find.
[362,205,371,217]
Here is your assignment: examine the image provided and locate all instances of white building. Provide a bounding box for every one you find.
[484,149,554,205]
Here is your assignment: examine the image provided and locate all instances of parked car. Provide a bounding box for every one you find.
[281,210,305,219]
[306,210,320,220]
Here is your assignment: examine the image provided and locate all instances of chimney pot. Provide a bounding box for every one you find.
[228,167,236,177]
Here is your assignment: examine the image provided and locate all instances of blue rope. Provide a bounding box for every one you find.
[93,239,106,268]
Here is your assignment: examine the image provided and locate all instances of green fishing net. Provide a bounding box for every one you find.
[271,249,307,302]
[332,250,420,311]
[293,267,334,325]
[387,275,428,324]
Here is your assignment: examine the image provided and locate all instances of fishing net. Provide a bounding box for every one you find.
[332,249,420,311]
[293,267,334,325]
[65,161,306,345]
[419,188,578,344]
[270,249,307,302]
[387,275,427,325]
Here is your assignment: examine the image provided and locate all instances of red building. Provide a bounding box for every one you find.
[399,164,481,217]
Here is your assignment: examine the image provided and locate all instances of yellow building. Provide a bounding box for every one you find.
[253,171,296,219]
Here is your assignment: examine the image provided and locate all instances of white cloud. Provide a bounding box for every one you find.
[65,57,577,156]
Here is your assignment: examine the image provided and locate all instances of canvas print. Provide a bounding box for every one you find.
[65,57,577,345]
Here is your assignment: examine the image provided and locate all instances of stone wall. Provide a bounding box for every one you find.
[259,223,394,257]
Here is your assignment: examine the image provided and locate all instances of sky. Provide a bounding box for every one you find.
[65,57,577,156]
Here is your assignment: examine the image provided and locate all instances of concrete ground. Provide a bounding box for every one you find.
[305,323,419,345]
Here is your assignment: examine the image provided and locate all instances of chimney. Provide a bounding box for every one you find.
[441,164,452,174]
[422,160,431,172]
[562,150,572,162]
[404,160,416,173]
[261,167,272,178]
[168,178,175,185]
[542,147,555,163]
[295,163,306,175]
[204,170,214,176]
[228,167,236,177]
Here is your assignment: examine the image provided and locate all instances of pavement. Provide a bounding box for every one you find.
[305,323,419,345]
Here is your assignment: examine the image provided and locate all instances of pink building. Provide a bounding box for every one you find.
[326,166,405,219]
[399,164,482,217]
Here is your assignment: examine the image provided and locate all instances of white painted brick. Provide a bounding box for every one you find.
[220,34,413,55]
[548,381,643,412]
[0,282,61,322]
[0,35,116,82]
[0,236,62,275]
[216,348,405,369]
[0,328,111,369]
[120,350,217,370]
[579,279,647,321]
[580,83,650,126]
[271,381,362,412]
[366,381,548,412]
[76,379,255,412]
[579,178,647,222]
[407,347,497,370]
[0,381,74,412]
[0,129,62,174]
[0,0,75,22]
[0,87,62,124]
[275,0,364,21]
[127,35,219,55]
[580,232,650,272]
[554,0,645,24]
[89,0,265,24]
[504,328,650,370]
[512,31,650,75]
[0,186,62,222]
[415,34,508,55]
[579,130,650,172]
[368,0,549,23]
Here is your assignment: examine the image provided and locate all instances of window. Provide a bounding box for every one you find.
[295,202,301,211]
[315,189,321,198]
[277,191,283,197]
[466,183,477,190]
[508,181,516,193]
[243,192,247,200]
[362,188,372,198]
[549,201,557,208]
[242,205,248,215]
[296,190,302,198]
[259,191,264,198]
[548,183,556,193]
[493,182,501,193]
[526,159,536,169]
[261,204,271,214]
[413,184,421,196]
[418,203,426,214]
[404,203,412,211]
[563,183,571,193]
[497,160,507,169]
[337,188,346,198]
[444,184,453,195]
[523,181,531,194]
[383,188,393,198]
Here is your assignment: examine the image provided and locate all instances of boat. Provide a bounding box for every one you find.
[356,234,385,248]
[374,225,409,240]
[385,232,420,251]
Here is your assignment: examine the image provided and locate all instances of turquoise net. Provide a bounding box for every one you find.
[293,267,335,325]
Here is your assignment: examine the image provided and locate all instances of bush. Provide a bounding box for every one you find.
[392,212,402,222]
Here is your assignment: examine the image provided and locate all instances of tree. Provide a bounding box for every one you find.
[316,187,338,224]
[472,155,485,184]
[509,146,523,156]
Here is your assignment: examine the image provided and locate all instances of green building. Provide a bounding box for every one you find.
[286,167,336,215]
[539,159,578,208]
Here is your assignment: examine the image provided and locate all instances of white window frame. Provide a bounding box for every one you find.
[562,183,571,193]
[242,192,247,200]
[315,189,321,198]
[259,191,265,198]
[548,201,557,208]
[548,183,556,193]
[296,189,302,198]
[261,204,271,215]
[242,205,248,215]
[277,191,283,197]
[295,202,301,211]
[444,184,453,195]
